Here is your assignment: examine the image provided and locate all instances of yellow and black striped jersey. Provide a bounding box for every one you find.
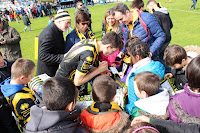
[6,87,37,130]
[56,39,98,80]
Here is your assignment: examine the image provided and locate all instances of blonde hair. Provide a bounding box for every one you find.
[104,8,119,32]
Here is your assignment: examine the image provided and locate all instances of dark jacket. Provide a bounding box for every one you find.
[0,23,22,61]
[171,68,187,90]
[23,104,89,133]
[151,118,200,133]
[22,15,31,26]
[153,7,173,43]
[0,59,13,83]
[37,22,64,77]
[122,12,166,58]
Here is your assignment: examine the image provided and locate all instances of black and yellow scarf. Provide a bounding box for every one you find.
[87,102,122,115]
[75,26,95,41]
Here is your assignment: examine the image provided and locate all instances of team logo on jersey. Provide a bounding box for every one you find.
[20,103,29,110]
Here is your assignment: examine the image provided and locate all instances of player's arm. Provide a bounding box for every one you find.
[74,61,108,86]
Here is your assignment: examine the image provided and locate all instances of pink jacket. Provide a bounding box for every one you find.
[99,50,120,66]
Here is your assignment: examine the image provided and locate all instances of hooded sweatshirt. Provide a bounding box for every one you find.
[132,89,169,118]
[1,77,36,129]
[23,104,88,133]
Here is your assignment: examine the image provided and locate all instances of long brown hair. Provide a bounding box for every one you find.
[104,8,119,32]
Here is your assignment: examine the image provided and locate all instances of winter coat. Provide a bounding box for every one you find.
[121,12,166,58]
[37,22,64,77]
[153,8,173,43]
[0,23,22,61]
[23,104,88,133]
[168,83,200,122]
[125,59,165,115]
[132,89,169,118]
[22,15,31,26]
[80,108,130,133]
[151,118,200,133]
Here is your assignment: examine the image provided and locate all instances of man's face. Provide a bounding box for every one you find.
[103,45,119,57]
[59,19,71,32]
[114,11,130,25]
[77,3,83,9]
[76,21,89,33]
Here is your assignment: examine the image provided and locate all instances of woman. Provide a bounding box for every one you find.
[99,8,123,67]
[65,10,95,53]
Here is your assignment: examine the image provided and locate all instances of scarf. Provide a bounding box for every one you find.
[126,9,139,37]
[89,102,122,114]
[106,26,112,34]
[75,26,95,41]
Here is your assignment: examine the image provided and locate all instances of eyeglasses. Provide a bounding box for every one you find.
[79,4,83,6]
[81,22,89,25]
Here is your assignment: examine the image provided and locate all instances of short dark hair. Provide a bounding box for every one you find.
[11,58,35,79]
[125,37,150,58]
[113,3,129,15]
[134,71,160,96]
[101,31,123,49]
[130,0,144,9]
[164,45,187,66]
[75,10,90,24]
[92,75,116,102]
[186,56,200,90]
[42,77,78,110]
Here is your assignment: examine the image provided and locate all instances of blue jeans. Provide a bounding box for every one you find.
[191,0,197,10]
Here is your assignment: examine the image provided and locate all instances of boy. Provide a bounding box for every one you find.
[164,45,192,90]
[132,71,169,119]
[80,75,130,132]
[1,58,37,131]
[22,13,31,32]
[23,77,88,133]
[48,14,54,25]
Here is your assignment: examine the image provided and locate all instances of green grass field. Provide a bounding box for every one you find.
[9,0,200,75]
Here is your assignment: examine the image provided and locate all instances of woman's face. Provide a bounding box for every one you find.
[106,15,116,27]
[77,21,89,33]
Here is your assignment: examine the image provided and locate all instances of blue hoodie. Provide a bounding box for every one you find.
[1,77,25,98]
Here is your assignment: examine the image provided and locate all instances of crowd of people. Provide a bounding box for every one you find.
[0,0,200,133]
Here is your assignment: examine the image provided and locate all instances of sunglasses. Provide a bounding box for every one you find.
[81,22,89,25]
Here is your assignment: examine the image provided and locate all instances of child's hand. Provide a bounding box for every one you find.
[111,63,117,68]
[164,73,173,79]
[123,89,128,96]
[118,72,124,79]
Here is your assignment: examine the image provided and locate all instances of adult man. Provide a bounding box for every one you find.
[56,31,123,95]
[113,3,166,60]
[147,0,173,72]
[0,19,22,61]
[74,1,92,29]
[37,10,71,77]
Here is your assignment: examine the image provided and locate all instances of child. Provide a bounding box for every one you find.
[48,14,54,25]
[14,10,19,23]
[23,77,88,133]
[168,56,200,122]
[80,75,130,132]
[132,71,169,119]
[164,45,193,90]
[1,58,37,131]
[22,13,31,32]
[123,37,165,115]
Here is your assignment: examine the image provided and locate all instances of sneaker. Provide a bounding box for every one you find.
[189,7,192,10]
[23,29,26,32]
[29,30,32,32]
[194,9,197,11]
